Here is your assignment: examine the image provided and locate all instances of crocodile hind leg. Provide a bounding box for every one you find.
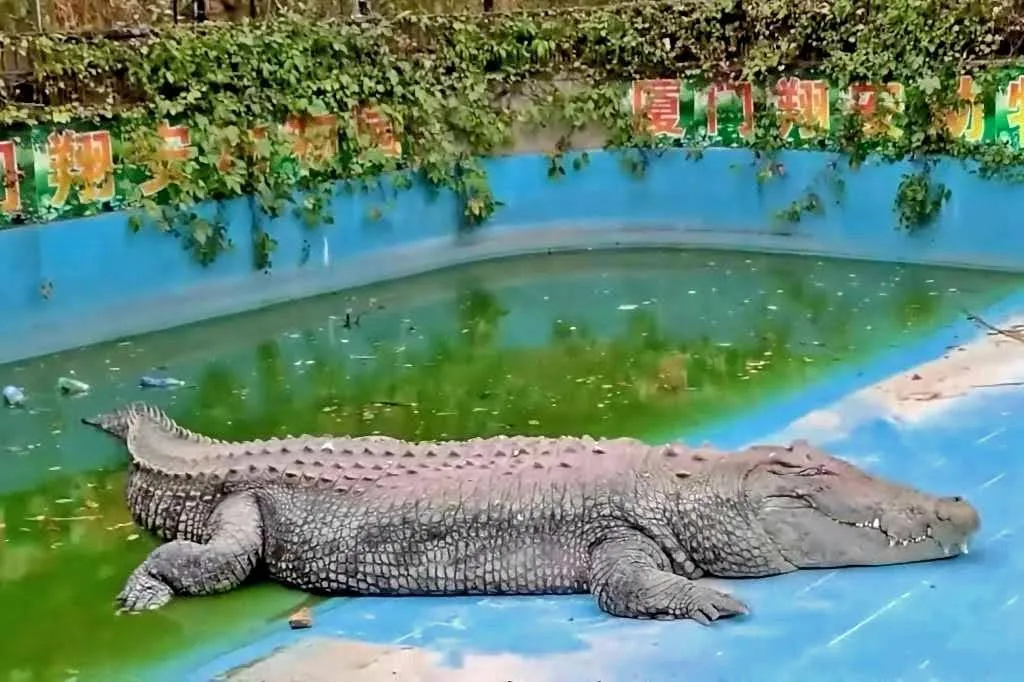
[117,492,263,612]
[588,532,749,624]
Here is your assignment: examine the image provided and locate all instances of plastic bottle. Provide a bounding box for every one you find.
[2,385,25,407]
[139,376,186,389]
[57,377,90,395]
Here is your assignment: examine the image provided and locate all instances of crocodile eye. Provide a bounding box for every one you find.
[766,460,809,475]
[796,465,835,477]
[768,462,834,477]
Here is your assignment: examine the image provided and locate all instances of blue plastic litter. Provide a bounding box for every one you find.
[139,376,187,389]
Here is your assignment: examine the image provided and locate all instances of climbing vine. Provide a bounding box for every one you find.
[894,162,953,231]
[3,0,1024,267]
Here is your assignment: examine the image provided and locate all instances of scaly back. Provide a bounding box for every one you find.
[86,402,730,497]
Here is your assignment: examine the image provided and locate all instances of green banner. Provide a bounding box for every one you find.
[626,70,1024,148]
[0,107,400,226]
[4,70,1024,226]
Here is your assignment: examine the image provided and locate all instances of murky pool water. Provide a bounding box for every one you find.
[0,248,1020,682]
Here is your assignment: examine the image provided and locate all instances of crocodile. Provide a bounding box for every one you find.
[83,401,980,624]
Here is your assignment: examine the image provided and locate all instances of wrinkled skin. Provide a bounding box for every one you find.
[83,403,980,624]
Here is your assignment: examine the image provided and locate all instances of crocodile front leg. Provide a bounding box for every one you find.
[588,532,749,624]
[117,492,263,612]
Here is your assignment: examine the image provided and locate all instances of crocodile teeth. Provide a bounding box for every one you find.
[926,526,933,537]
[960,543,969,555]
[888,537,896,547]
[872,518,881,529]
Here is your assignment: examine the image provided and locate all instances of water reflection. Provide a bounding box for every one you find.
[0,249,1020,681]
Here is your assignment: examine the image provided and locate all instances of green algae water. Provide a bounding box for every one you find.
[0,248,1021,682]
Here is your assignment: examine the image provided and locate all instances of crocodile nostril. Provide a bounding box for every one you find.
[937,496,980,533]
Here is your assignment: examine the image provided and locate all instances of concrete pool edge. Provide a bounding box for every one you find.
[7,147,1024,366]
[154,286,1024,682]
[0,223,900,365]
[4,220,1018,368]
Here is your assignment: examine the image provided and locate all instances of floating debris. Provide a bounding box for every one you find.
[2,385,25,407]
[288,607,313,629]
[57,377,90,395]
[342,309,360,329]
[139,376,187,389]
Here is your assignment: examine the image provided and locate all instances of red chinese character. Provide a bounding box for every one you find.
[0,140,21,213]
[140,122,191,197]
[706,81,754,139]
[774,78,830,139]
[1005,76,1024,146]
[848,82,905,136]
[945,75,984,143]
[75,131,115,203]
[47,130,76,207]
[357,107,401,157]
[284,114,339,166]
[631,79,684,137]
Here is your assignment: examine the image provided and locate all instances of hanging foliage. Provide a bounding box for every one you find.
[2,0,1024,266]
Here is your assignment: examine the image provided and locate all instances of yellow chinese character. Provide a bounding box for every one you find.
[848,82,905,137]
[76,131,116,203]
[46,130,76,207]
[217,125,267,174]
[140,122,191,197]
[46,129,117,207]
[284,114,339,167]
[945,75,984,143]
[357,107,401,157]
[775,78,830,139]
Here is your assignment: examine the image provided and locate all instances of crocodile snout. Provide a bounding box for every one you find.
[936,495,980,536]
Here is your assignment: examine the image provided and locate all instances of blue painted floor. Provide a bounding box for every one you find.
[182,330,1024,681]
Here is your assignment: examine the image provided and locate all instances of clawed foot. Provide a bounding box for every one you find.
[116,568,174,613]
[683,584,748,626]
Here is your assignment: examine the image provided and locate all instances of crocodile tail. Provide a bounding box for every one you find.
[81,401,160,440]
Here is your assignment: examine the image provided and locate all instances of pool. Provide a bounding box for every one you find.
[1,248,1021,681]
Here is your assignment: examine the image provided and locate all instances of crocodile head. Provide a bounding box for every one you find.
[81,401,152,440]
[685,440,980,576]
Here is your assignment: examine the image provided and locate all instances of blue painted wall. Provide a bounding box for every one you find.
[2,147,1022,364]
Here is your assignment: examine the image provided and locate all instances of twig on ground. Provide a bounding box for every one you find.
[971,381,1024,389]
[963,309,1024,343]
